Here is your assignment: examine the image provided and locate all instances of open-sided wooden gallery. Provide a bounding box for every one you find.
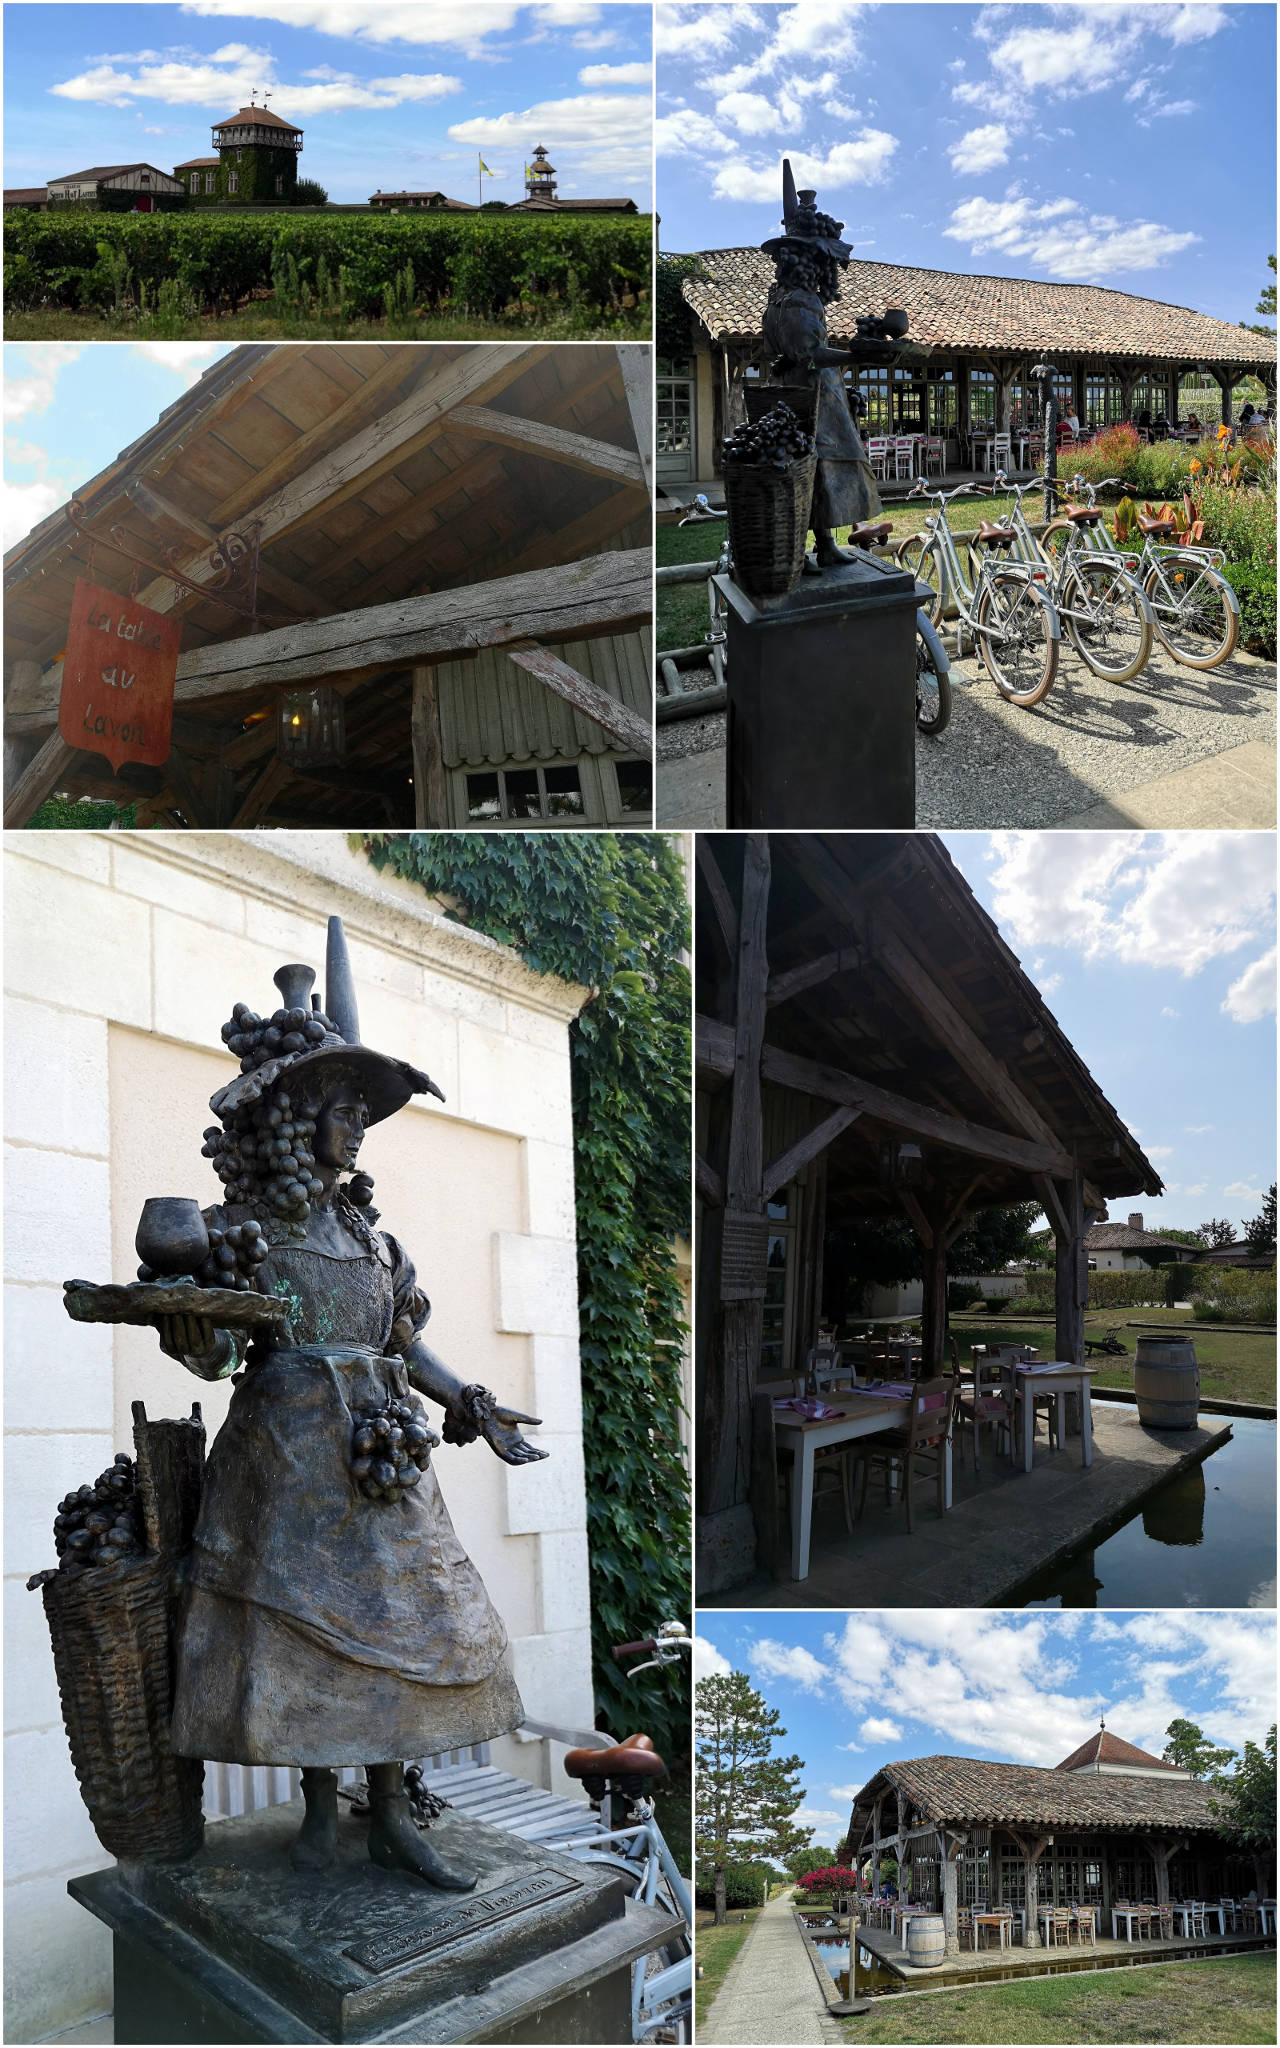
[4,341,654,830]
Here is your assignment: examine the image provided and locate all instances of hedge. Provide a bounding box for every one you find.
[696,1864,772,1911]
[1173,1264,1277,1324]
[1023,1267,1170,1309]
[4,208,652,323]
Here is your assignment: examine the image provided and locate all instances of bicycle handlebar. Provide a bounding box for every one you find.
[908,479,988,507]
[613,1639,658,1659]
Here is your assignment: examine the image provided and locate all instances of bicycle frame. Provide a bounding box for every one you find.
[988,471,1154,633]
[548,1800,693,2040]
[910,482,1059,644]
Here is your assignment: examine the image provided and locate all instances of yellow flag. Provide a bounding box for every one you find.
[480,157,495,177]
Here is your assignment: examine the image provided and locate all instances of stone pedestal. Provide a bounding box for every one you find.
[717,557,925,828]
[70,1798,674,2043]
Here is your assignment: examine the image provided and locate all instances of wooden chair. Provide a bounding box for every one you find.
[1051,1906,1073,1946]
[853,1378,955,1533]
[956,1356,1011,1475]
[1155,1904,1174,1940]
[923,436,946,476]
[1076,1906,1097,1947]
[892,435,915,480]
[866,436,890,480]
[1219,1898,1241,1932]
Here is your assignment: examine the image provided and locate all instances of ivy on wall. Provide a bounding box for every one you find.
[360,833,691,1756]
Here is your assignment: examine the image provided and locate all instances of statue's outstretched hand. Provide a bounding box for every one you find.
[480,1405,547,1465]
[156,1314,234,1380]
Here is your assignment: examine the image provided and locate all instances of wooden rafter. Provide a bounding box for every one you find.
[504,643,651,756]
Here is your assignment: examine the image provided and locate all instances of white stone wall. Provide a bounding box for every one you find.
[3,831,600,2041]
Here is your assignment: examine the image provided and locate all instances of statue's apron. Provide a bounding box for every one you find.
[169,1240,521,1766]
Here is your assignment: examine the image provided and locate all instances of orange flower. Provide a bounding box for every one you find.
[1189,458,1201,473]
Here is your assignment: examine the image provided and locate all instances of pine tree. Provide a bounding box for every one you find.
[1243,1185,1277,1260]
[1195,1217,1238,1249]
[696,1671,810,1926]
[1208,1726,1277,1898]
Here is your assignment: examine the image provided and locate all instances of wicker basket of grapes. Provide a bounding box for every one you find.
[722,402,817,598]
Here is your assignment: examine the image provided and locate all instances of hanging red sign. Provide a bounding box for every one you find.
[59,578,181,772]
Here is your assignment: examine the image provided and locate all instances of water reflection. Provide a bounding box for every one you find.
[1018,1416,1276,1608]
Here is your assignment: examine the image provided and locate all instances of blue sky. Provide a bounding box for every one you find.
[943,832,1276,1236]
[3,1,652,206]
[695,1611,1277,1850]
[656,2,1275,325]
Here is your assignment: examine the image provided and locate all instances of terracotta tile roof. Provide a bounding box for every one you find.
[214,106,302,134]
[1057,1730,1178,1772]
[680,250,1275,368]
[511,196,639,212]
[49,164,176,184]
[850,1755,1220,1833]
[175,158,220,170]
[4,189,46,204]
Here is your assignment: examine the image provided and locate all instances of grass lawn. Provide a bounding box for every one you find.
[694,1904,765,2027]
[952,1304,1276,1407]
[3,307,649,343]
[842,1953,1276,2044]
[656,493,1022,652]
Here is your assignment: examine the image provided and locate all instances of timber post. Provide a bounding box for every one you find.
[940,1830,965,1957]
[410,664,449,827]
[1009,1829,1052,1948]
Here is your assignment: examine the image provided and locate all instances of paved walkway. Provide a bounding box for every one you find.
[701,1895,844,2045]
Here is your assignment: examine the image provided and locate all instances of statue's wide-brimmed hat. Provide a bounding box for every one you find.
[760,158,853,263]
[209,916,444,1128]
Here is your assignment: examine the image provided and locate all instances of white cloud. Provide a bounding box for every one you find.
[1037,972,1062,997]
[1223,1181,1266,1202]
[181,0,526,56]
[1145,1146,1175,1160]
[1161,1006,1180,1018]
[1181,1182,1207,1196]
[944,188,1197,279]
[795,1806,848,1834]
[1222,946,1276,1026]
[986,833,1275,977]
[654,108,725,157]
[3,440,68,549]
[654,3,763,62]
[948,122,1011,176]
[578,61,651,86]
[751,1639,830,1692]
[51,49,463,113]
[693,1633,731,1680]
[711,131,897,204]
[1186,1124,1214,1135]
[449,92,651,187]
[717,89,785,135]
[130,342,228,388]
[828,1783,862,1801]
[3,347,85,423]
[859,1716,903,1745]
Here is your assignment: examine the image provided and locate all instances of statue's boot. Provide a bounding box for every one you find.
[813,526,856,567]
[290,1766,339,1872]
[366,1763,477,1891]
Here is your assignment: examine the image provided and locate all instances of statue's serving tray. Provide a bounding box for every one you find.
[63,1279,287,1328]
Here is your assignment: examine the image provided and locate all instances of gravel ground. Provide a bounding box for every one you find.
[655,644,1276,823]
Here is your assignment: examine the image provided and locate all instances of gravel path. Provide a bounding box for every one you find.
[918,636,1275,828]
[700,1895,844,2046]
[656,645,1275,826]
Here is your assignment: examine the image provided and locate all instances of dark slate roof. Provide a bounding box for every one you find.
[1086,1223,1196,1251]
[1057,1730,1178,1772]
[850,1755,1221,1833]
[49,163,175,184]
[512,196,639,212]
[679,251,1275,368]
[175,157,220,170]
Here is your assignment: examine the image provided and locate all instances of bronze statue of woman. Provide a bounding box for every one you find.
[152,917,545,1893]
[759,162,882,566]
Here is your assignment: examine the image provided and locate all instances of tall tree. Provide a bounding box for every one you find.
[1195,1217,1238,1249]
[786,1844,839,1879]
[1240,255,1276,336]
[1209,1726,1277,1896]
[1243,1185,1277,1260]
[1162,1717,1238,1779]
[696,1671,810,1926]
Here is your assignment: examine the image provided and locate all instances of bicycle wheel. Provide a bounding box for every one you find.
[1039,518,1080,571]
[1062,557,1154,681]
[975,571,1058,706]
[1145,556,1239,669]
[896,532,943,626]
[915,612,952,735]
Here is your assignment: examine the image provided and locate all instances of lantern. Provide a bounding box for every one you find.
[276,686,345,766]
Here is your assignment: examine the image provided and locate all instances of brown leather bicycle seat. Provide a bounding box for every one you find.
[1137,513,1177,536]
[1065,505,1104,525]
[563,1733,667,1781]
[848,520,894,547]
[976,523,1016,548]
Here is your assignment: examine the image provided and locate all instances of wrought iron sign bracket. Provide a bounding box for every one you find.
[66,497,285,631]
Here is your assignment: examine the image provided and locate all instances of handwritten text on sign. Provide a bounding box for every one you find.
[59,578,181,772]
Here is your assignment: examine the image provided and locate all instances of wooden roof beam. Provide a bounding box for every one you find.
[504,643,651,756]
[441,404,645,490]
[696,1014,1074,1178]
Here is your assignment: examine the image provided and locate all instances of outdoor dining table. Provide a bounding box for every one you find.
[1259,1901,1276,1934]
[1010,1361,1095,1472]
[970,1911,1012,1951]
[774,1387,952,1580]
[1038,1906,1093,1943]
[1169,1903,1226,1937]
[1110,1907,1147,1941]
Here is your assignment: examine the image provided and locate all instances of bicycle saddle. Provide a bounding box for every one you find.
[1065,505,1104,525]
[848,520,894,548]
[976,523,1017,548]
[1136,512,1178,536]
[563,1733,667,1781]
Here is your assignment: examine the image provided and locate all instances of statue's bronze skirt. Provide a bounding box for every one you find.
[169,1345,522,1766]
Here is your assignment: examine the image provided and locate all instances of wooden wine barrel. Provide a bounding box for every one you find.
[1134,1336,1199,1429]
[906,1915,946,1969]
